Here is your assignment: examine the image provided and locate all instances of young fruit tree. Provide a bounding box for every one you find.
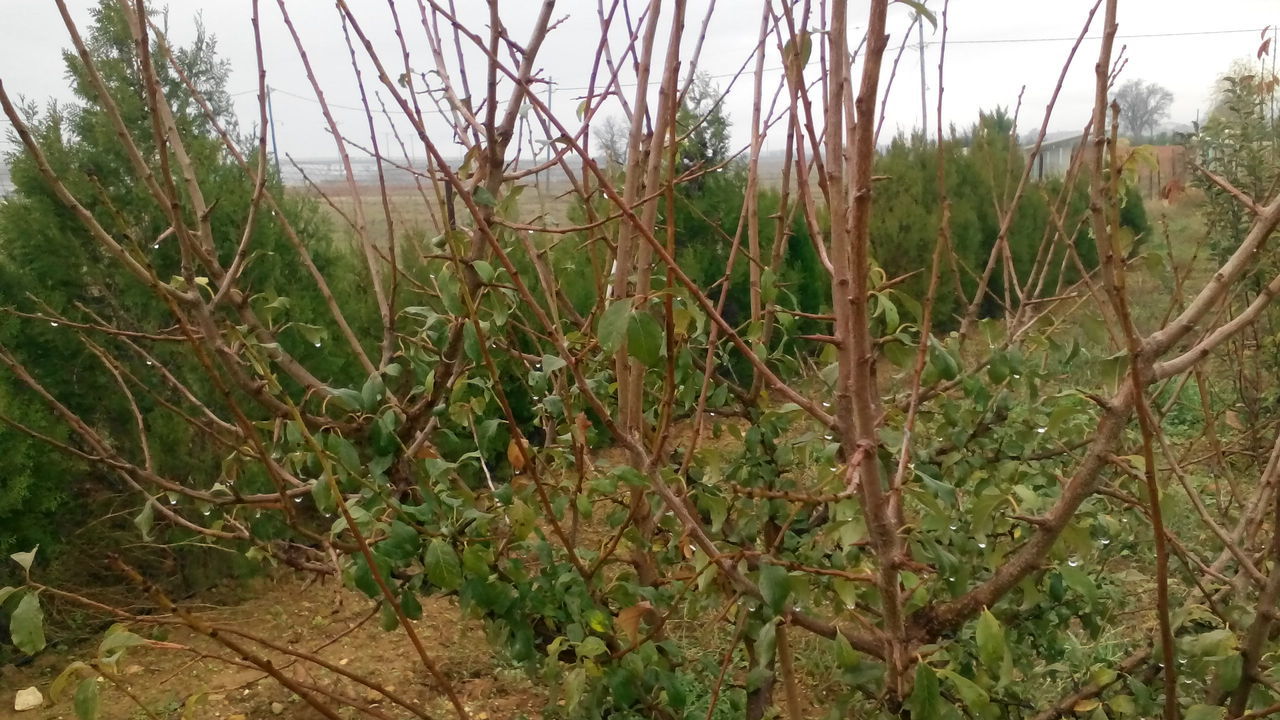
[3,0,1280,718]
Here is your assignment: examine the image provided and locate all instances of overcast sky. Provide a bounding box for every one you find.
[1,1,1276,163]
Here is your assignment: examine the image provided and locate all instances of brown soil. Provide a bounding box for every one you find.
[0,576,544,720]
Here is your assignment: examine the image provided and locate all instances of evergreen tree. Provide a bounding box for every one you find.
[0,1,359,561]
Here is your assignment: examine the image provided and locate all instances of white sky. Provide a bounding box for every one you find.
[1,1,1277,162]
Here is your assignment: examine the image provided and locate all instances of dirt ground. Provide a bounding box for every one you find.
[0,576,544,720]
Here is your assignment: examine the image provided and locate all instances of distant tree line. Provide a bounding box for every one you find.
[662,86,1148,345]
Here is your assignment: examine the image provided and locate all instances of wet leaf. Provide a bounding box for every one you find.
[759,564,790,615]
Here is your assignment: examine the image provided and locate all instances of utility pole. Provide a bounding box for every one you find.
[918,21,928,138]
[267,84,281,177]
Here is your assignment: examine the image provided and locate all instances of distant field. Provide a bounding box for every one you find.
[300,180,580,243]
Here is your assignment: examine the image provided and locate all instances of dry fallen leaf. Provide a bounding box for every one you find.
[508,437,531,474]
[615,601,654,644]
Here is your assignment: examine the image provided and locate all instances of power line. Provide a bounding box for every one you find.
[232,26,1269,106]
[936,26,1264,46]
[550,27,1268,92]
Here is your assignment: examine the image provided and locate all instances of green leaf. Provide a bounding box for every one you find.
[598,300,632,354]
[11,546,37,572]
[1216,653,1242,692]
[379,599,399,631]
[1186,628,1237,657]
[761,267,777,306]
[540,354,567,372]
[476,418,505,455]
[294,323,325,347]
[471,259,496,283]
[878,293,900,332]
[564,665,586,710]
[1185,706,1226,720]
[895,0,938,28]
[759,564,790,615]
[896,291,923,323]
[1045,401,1082,436]
[10,591,46,655]
[378,521,422,564]
[626,311,663,368]
[350,552,391,599]
[473,186,497,207]
[698,494,728,533]
[400,591,423,621]
[976,609,1005,671]
[134,502,155,541]
[1060,566,1098,604]
[327,387,365,412]
[74,677,99,720]
[883,340,915,369]
[311,476,336,515]
[781,31,813,84]
[50,661,91,701]
[462,544,492,576]
[1106,695,1136,717]
[834,633,859,669]
[361,373,386,410]
[927,339,960,381]
[424,539,463,591]
[507,500,536,542]
[907,663,943,720]
[576,635,607,659]
[462,321,482,362]
[98,625,148,663]
[939,669,990,713]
